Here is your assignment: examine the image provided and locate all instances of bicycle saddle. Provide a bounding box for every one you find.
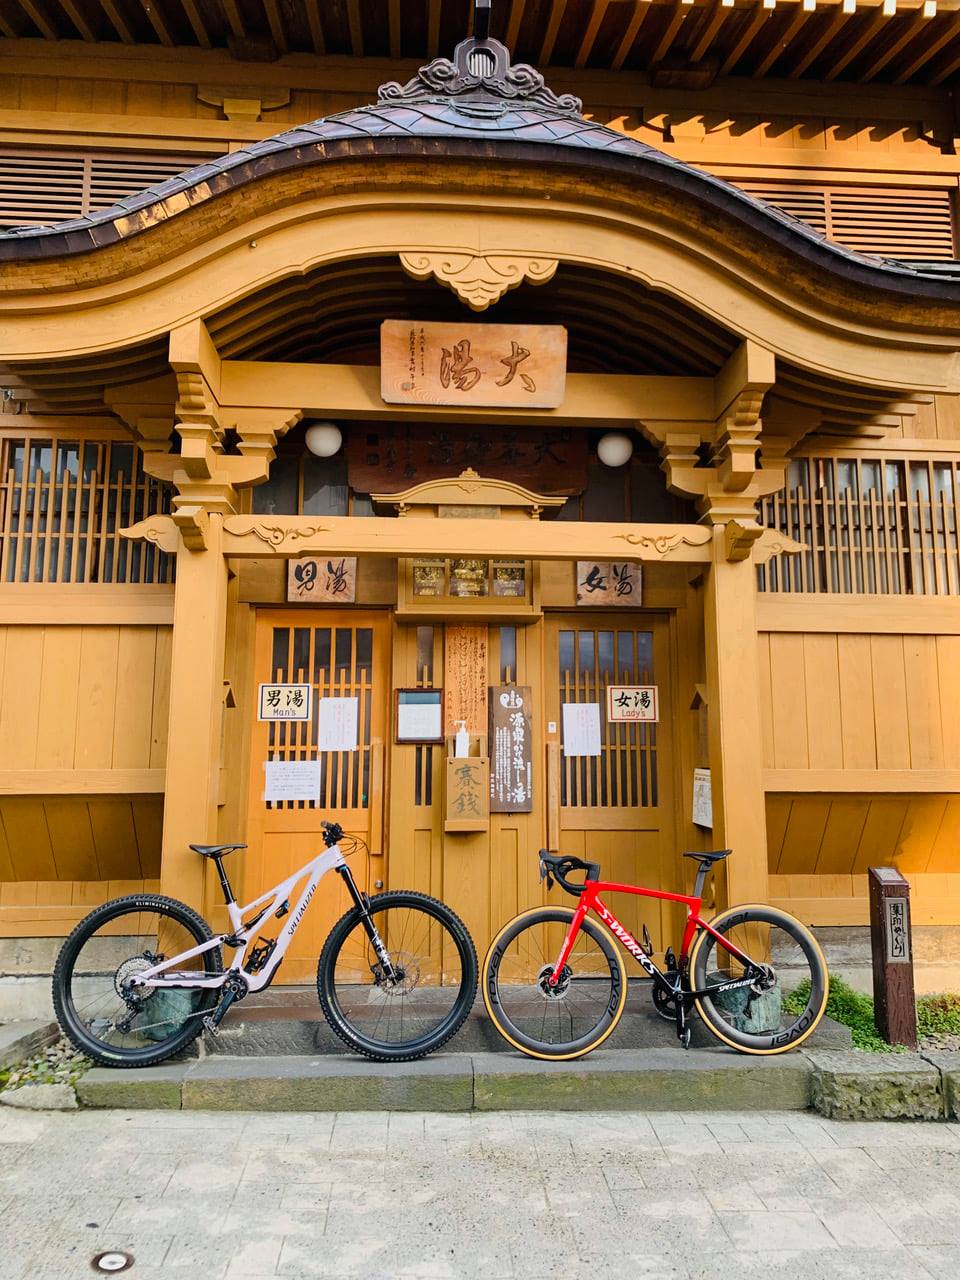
[189,843,246,858]
[682,849,731,865]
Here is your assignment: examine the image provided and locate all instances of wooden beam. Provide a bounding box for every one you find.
[895,19,957,81]
[97,0,134,42]
[262,0,288,52]
[611,1,653,71]
[217,361,716,426]
[141,0,175,46]
[505,0,525,50]
[930,46,960,84]
[0,769,165,794]
[346,0,364,56]
[765,768,960,793]
[824,9,888,81]
[539,0,568,66]
[388,0,401,58]
[0,585,175,625]
[220,0,245,41]
[754,6,814,77]
[650,6,686,67]
[16,0,56,39]
[427,0,442,55]
[213,515,714,564]
[789,10,851,77]
[861,11,925,79]
[719,8,767,76]
[576,0,611,67]
[690,1,731,64]
[303,0,325,55]
[178,0,212,48]
[757,594,960,635]
[57,0,97,40]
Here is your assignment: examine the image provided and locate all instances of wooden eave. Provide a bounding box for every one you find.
[1,0,959,86]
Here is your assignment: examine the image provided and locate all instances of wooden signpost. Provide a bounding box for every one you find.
[869,866,917,1050]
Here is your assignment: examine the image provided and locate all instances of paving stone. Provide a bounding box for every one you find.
[0,1082,77,1111]
[806,1050,943,1121]
[472,1047,812,1112]
[76,1062,188,1110]
[182,1054,473,1111]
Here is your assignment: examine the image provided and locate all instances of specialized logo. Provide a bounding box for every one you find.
[594,902,658,977]
[286,883,317,938]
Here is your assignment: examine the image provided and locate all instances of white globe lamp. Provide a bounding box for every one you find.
[304,422,343,458]
[596,432,634,468]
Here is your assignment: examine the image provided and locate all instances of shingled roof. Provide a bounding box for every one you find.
[2,30,959,297]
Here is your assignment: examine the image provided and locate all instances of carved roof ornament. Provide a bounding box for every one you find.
[399,251,558,311]
[378,0,583,119]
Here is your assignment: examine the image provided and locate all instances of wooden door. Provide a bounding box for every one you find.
[245,610,389,983]
[544,614,676,958]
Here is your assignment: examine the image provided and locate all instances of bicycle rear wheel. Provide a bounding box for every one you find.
[483,907,627,1060]
[690,903,829,1054]
[52,894,223,1068]
[317,891,477,1062]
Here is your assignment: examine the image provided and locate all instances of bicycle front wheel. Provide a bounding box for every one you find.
[317,891,478,1062]
[690,903,829,1054]
[483,907,627,1060]
[53,894,223,1068]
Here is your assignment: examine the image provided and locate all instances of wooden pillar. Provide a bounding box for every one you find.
[703,526,768,907]
[159,514,229,909]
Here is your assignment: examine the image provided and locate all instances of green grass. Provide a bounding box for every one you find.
[783,976,960,1051]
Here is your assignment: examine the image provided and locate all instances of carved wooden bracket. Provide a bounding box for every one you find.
[172,505,210,552]
[121,516,179,554]
[723,519,765,562]
[399,252,558,311]
[755,529,806,566]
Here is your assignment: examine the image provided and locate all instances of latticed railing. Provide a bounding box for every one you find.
[758,454,960,595]
[0,434,173,584]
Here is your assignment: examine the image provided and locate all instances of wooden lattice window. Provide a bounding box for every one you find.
[737,182,957,261]
[0,148,209,228]
[758,454,960,596]
[0,434,173,584]
[559,627,657,807]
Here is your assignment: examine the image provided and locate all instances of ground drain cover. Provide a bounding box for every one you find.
[91,1252,134,1273]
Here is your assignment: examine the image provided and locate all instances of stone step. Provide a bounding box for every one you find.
[205,984,852,1056]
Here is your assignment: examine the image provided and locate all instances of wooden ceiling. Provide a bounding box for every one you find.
[0,0,958,87]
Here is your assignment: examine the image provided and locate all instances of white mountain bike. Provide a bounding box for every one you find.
[53,822,477,1067]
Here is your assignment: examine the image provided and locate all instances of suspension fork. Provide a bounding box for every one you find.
[334,863,397,979]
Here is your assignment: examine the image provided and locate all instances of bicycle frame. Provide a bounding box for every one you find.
[128,843,358,996]
[549,878,759,1000]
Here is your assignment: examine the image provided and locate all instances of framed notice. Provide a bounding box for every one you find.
[396,689,444,744]
[607,685,659,723]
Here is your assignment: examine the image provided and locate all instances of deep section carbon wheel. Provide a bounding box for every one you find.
[53,894,223,1068]
[483,906,627,1060]
[316,890,477,1061]
[690,903,829,1054]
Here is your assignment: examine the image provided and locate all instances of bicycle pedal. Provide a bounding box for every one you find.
[202,1015,220,1036]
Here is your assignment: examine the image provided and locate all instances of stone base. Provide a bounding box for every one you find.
[807,1049,944,1120]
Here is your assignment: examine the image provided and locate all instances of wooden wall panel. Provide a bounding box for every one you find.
[0,796,161,882]
[761,630,957,773]
[0,624,171,773]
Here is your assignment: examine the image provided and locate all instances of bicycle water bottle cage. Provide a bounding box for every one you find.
[538,851,600,896]
[321,821,344,848]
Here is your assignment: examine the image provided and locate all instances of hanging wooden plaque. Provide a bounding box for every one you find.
[489,685,533,813]
[443,624,488,736]
[444,757,490,833]
[381,320,567,409]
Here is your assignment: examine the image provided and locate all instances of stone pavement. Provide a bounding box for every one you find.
[2,1107,960,1280]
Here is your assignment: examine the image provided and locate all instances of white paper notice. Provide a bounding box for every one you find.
[318,696,359,752]
[263,759,321,803]
[562,703,602,757]
[693,767,713,829]
[398,700,442,743]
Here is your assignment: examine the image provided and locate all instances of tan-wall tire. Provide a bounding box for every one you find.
[689,903,830,1056]
[482,906,629,1060]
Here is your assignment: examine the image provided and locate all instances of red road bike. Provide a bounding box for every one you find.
[483,849,829,1058]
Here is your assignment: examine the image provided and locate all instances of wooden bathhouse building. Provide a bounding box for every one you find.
[1,0,960,1001]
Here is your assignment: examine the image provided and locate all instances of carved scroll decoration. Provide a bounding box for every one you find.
[754,529,806,566]
[613,528,712,558]
[223,519,333,550]
[399,252,558,312]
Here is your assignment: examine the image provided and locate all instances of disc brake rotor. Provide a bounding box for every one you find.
[374,951,421,997]
[536,964,572,999]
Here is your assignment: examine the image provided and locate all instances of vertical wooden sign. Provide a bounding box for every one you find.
[489,685,533,813]
[444,625,488,735]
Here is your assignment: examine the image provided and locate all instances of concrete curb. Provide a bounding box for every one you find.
[0,1020,58,1070]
